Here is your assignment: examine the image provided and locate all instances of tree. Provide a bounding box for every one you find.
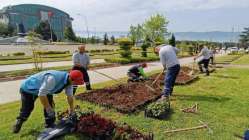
[143,14,169,46]
[103,33,109,45]
[239,27,249,48]
[0,23,15,37]
[169,34,176,47]
[64,26,76,41]
[128,24,143,46]
[34,21,57,41]
[110,35,116,45]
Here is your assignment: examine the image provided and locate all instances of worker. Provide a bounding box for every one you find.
[209,48,215,65]
[127,63,148,82]
[194,45,210,76]
[155,44,180,99]
[72,45,91,93]
[12,70,84,133]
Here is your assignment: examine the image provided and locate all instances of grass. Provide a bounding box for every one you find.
[0,67,249,140]
[215,54,242,64]
[232,54,249,65]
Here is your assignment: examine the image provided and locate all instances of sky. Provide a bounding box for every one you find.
[0,0,249,33]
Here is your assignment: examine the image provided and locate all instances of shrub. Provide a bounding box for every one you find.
[13,52,25,56]
[37,50,70,55]
[118,38,133,58]
[141,42,150,57]
[145,100,170,119]
[105,56,159,64]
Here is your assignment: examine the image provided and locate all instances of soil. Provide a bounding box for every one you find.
[76,83,162,113]
[58,110,153,140]
[149,66,198,85]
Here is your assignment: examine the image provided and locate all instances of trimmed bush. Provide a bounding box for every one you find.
[37,50,70,55]
[105,56,159,64]
[13,52,25,56]
[117,38,133,58]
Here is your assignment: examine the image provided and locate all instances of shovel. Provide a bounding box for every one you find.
[92,70,156,92]
[151,70,164,86]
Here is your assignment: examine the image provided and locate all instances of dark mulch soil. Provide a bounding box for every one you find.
[76,83,162,113]
[149,66,198,85]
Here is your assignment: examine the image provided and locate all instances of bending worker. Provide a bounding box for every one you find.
[72,45,92,93]
[127,63,148,82]
[12,70,83,133]
[155,44,180,99]
[194,45,210,76]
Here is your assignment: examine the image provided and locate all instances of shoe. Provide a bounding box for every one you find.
[158,95,169,102]
[12,119,24,133]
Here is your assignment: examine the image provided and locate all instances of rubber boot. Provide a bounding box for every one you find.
[86,83,92,91]
[12,119,24,133]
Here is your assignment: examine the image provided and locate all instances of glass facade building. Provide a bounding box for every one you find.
[0,4,73,40]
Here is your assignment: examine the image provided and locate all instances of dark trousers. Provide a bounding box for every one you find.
[210,57,214,65]
[17,91,55,127]
[198,59,210,75]
[163,64,180,96]
[72,66,91,93]
[127,72,141,80]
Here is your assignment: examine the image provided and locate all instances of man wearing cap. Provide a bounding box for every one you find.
[155,44,180,99]
[12,70,83,133]
[127,63,148,82]
[194,45,210,76]
[72,45,91,93]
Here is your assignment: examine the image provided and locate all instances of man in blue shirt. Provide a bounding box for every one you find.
[12,70,83,133]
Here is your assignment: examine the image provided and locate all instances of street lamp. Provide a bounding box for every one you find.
[76,13,89,39]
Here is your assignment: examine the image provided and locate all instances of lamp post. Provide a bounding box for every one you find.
[48,11,53,42]
[76,13,89,39]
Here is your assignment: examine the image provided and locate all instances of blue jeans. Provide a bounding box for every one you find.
[163,64,180,96]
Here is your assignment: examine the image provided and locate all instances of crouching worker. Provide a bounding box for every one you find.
[155,44,180,99]
[127,63,148,82]
[12,70,84,133]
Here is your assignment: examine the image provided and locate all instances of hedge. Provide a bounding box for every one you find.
[105,56,159,64]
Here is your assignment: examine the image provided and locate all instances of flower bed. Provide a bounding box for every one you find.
[149,66,198,85]
[58,109,153,140]
[76,83,162,113]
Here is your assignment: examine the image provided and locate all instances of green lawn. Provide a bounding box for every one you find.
[1,67,248,139]
[215,54,242,64]
[232,54,249,65]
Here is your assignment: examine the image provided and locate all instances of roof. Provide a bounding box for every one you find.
[0,4,72,18]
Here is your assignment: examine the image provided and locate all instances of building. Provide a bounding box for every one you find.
[0,4,73,40]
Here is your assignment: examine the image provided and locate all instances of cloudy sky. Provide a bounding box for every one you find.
[1,0,249,32]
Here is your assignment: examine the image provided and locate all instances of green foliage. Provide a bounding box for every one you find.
[141,42,150,57]
[143,14,169,46]
[118,38,133,58]
[0,23,15,37]
[64,26,76,41]
[146,100,170,117]
[239,27,249,48]
[104,33,109,45]
[128,24,144,46]
[169,34,176,47]
[34,21,57,41]
[13,52,25,56]
[37,50,70,55]
[105,56,159,64]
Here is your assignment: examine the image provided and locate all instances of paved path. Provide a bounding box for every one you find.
[0,59,105,72]
[0,57,195,104]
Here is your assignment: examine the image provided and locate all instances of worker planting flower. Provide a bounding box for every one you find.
[127,63,148,82]
[12,70,83,133]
